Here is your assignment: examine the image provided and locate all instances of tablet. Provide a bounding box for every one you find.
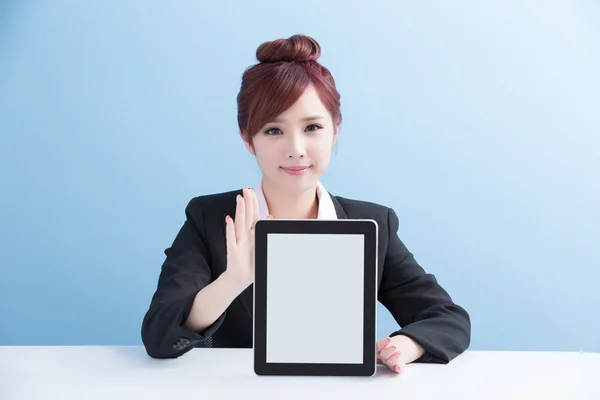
[253,219,378,376]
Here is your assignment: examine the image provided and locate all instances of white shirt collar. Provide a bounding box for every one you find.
[253,179,338,220]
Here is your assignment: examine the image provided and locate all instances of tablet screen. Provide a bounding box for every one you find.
[265,233,365,364]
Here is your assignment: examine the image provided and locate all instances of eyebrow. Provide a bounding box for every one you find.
[271,115,325,123]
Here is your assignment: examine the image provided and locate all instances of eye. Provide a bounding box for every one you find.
[305,124,323,132]
[264,127,282,135]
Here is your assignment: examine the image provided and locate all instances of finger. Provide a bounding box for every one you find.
[266,214,274,219]
[244,187,253,232]
[394,361,406,373]
[379,345,398,361]
[376,337,391,353]
[384,351,402,371]
[225,215,236,250]
[235,194,245,241]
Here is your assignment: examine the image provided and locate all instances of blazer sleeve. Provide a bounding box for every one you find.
[378,207,471,364]
[141,197,225,358]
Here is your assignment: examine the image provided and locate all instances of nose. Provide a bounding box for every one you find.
[286,132,306,159]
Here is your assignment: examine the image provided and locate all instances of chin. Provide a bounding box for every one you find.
[284,176,320,193]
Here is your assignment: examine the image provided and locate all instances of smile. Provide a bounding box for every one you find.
[280,166,312,176]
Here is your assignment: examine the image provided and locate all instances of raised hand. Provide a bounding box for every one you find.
[224,187,271,288]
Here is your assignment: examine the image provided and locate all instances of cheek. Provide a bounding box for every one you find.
[319,150,332,167]
[308,140,333,162]
[254,146,281,169]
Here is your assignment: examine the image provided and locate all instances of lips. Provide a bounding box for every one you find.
[281,165,311,175]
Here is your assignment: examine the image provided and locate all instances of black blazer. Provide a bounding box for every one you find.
[141,189,471,363]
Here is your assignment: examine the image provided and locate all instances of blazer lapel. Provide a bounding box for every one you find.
[330,195,348,219]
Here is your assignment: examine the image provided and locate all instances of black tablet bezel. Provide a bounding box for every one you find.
[253,219,378,376]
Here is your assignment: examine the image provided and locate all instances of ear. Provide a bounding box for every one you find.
[332,125,339,147]
[241,131,256,155]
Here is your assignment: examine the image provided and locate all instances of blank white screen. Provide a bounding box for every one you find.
[266,233,364,364]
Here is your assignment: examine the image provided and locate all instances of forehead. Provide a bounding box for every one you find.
[274,86,329,122]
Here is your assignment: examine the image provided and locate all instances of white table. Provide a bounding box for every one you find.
[0,347,597,399]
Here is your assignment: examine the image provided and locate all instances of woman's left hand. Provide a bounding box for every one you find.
[376,335,425,373]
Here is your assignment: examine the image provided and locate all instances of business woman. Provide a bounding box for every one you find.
[141,34,471,373]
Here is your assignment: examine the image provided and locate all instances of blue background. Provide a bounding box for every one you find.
[1,0,599,352]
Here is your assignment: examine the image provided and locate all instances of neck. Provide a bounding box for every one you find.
[261,179,319,219]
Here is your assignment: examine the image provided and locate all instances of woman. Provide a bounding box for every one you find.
[141,34,471,373]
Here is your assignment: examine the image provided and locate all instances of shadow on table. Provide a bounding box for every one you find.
[374,364,402,379]
[105,347,402,379]
[102,346,181,368]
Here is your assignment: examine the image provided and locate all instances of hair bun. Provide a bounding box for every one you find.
[256,34,321,63]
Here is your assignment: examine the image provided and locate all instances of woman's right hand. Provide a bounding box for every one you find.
[224,187,270,289]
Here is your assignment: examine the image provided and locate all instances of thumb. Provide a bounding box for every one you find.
[266,214,274,219]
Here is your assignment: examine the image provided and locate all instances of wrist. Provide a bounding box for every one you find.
[219,270,252,293]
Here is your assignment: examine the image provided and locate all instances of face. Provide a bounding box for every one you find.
[244,85,338,195]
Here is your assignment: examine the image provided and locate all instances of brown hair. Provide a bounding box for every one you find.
[237,34,342,145]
